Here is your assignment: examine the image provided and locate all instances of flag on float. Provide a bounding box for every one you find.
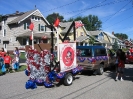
[75,21,84,28]
[54,17,60,27]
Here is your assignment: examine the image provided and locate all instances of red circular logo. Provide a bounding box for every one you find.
[62,47,74,67]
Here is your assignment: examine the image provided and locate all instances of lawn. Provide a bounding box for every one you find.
[20,52,26,59]
[0,65,27,75]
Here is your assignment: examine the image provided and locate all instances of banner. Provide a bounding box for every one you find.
[59,43,76,72]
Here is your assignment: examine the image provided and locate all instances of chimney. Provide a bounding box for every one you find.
[112,31,114,35]
[16,11,19,14]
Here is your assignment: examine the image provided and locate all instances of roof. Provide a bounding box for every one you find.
[8,9,37,24]
[87,31,103,36]
[16,31,51,38]
[104,32,117,38]
[99,39,110,44]
[60,22,73,33]
[7,9,50,25]
[76,36,88,42]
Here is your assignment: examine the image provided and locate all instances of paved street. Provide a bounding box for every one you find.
[0,64,133,99]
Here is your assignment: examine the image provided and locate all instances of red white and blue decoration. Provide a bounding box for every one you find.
[25,46,83,89]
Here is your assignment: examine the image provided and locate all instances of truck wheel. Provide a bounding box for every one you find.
[64,73,73,86]
[97,64,104,75]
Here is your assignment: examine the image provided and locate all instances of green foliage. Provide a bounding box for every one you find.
[0,15,2,22]
[20,52,26,59]
[88,36,95,45]
[114,33,128,40]
[68,15,102,31]
[112,40,119,52]
[46,13,64,24]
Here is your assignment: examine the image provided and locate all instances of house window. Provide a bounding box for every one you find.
[38,24,40,31]
[41,26,45,31]
[35,17,37,20]
[22,38,26,45]
[3,29,6,36]
[32,16,34,20]
[80,32,84,36]
[26,23,30,29]
[98,35,103,40]
[24,23,30,30]
[38,17,40,21]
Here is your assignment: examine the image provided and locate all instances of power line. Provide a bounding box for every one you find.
[103,14,133,29]
[100,7,133,20]
[43,0,80,13]
[103,0,132,24]
[61,0,129,15]
[71,0,107,18]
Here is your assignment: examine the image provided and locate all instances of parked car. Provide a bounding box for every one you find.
[76,46,116,75]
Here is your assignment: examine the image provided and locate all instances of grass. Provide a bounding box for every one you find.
[0,65,27,75]
[10,52,26,59]
[20,52,26,59]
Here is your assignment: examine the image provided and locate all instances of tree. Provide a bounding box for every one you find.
[112,40,119,52]
[46,13,64,24]
[88,36,95,45]
[0,15,2,22]
[67,15,102,31]
[114,33,128,40]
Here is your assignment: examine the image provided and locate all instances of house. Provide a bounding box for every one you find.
[103,32,125,49]
[57,21,91,46]
[88,31,111,47]
[0,9,54,52]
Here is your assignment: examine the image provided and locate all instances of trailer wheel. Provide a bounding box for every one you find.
[64,73,73,86]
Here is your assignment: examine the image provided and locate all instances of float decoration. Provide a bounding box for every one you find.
[25,47,83,89]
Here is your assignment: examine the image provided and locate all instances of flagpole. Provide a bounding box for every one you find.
[55,27,59,62]
[32,31,34,49]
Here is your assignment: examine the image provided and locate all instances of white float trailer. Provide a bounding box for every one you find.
[25,21,82,88]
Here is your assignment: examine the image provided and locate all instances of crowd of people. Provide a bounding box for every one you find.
[0,47,20,74]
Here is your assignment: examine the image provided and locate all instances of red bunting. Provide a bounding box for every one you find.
[75,22,84,28]
[54,18,60,27]
[29,22,34,31]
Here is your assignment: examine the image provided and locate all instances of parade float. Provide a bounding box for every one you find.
[24,20,83,89]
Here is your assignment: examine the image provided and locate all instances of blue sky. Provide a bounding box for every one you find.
[0,0,133,39]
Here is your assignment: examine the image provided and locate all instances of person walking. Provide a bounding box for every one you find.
[115,49,126,81]
[4,52,12,73]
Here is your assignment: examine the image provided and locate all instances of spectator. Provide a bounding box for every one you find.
[13,47,20,69]
[0,48,6,68]
[4,52,12,73]
[115,49,126,81]
[12,54,19,72]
